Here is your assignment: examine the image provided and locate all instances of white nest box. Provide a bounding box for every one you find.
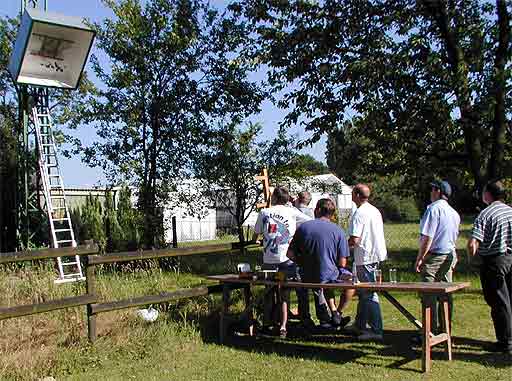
[8,8,95,89]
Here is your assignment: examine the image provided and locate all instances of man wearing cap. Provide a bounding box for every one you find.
[414,180,460,336]
[467,180,512,355]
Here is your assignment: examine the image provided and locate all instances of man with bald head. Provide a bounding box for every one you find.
[347,183,387,341]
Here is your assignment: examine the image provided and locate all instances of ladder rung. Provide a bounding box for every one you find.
[51,196,66,199]
[49,174,60,177]
[57,240,74,243]
[62,262,79,266]
[53,218,71,222]
[54,229,72,233]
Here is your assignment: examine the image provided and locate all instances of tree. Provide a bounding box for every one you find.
[194,121,297,243]
[234,0,511,194]
[116,186,141,250]
[70,0,264,248]
[0,16,18,252]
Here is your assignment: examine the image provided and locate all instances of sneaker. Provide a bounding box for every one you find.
[331,311,342,326]
[301,318,316,330]
[344,323,361,335]
[358,331,383,341]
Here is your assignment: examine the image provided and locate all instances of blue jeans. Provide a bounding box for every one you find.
[355,263,383,334]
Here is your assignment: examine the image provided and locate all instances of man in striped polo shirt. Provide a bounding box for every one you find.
[468,180,512,355]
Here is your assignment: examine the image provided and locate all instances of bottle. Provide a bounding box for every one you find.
[352,262,359,284]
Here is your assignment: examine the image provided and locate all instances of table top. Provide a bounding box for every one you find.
[206,274,470,294]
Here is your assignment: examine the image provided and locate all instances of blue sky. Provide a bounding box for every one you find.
[2,0,327,187]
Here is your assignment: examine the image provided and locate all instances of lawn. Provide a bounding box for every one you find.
[0,221,510,380]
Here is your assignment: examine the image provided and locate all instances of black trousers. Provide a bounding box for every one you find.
[480,254,512,349]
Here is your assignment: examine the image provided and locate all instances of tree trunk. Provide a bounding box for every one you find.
[488,0,511,180]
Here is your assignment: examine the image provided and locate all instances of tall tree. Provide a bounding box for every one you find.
[193,122,297,243]
[0,16,19,252]
[234,0,512,193]
[69,0,264,248]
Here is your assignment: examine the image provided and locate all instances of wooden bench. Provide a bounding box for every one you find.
[206,274,469,373]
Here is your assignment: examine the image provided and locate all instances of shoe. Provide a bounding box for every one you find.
[319,321,334,329]
[331,311,342,326]
[358,331,383,341]
[279,328,287,339]
[488,342,512,354]
[344,323,361,335]
[301,318,316,330]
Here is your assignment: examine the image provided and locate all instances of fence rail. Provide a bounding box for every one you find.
[0,242,258,342]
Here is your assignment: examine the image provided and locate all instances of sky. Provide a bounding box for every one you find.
[1,0,327,187]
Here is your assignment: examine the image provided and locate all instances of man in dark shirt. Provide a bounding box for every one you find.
[288,198,355,327]
[468,179,512,355]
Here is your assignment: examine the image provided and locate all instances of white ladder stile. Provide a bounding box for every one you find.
[32,96,85,283]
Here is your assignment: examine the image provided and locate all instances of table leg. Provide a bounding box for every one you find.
[220,283,230,344]
[441,297,452,361]
[422,296,432,373]
[244,284,254,336]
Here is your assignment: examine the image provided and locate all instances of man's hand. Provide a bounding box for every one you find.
[414,257,423,273]
[467,238,479,257]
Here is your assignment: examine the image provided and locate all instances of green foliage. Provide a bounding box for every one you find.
[0,16,18,252]
[368,176,420,223]
[116,186,142,250]
[236,0,512,197]
[69,0,264,248]
[80,194,106,250]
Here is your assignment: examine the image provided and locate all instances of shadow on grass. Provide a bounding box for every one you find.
[190,309,512,372]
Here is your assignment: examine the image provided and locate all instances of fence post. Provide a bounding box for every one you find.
[172,216,178,248]
[85,254,97,343]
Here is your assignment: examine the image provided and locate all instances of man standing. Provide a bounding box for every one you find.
[348,183,387,341]
[288,198,354,328]
[253,186,312,337]
[414,180,460,337]
[294,191,314,218]
[467,180,512,355]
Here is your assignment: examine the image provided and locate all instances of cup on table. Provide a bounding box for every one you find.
[374,269,382,283]
[389,268,398,283]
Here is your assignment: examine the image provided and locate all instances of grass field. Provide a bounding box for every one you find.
[0,221,510,380]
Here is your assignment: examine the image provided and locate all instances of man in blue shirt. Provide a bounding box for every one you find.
[288,198,355,328]
[415,180,460,336]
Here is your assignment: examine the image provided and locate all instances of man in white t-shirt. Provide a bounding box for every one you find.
[254,186,312,337]
[347,183,387,341]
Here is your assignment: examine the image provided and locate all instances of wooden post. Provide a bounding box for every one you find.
[172,216,178,248]
[219,283,230,344]
[422,296,432,373]
[442,297,452,361]
[244,285,254,336]
[85,255,97,343]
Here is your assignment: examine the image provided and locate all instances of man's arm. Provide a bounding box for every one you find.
[415,234,433,273]
[467,238,480,257]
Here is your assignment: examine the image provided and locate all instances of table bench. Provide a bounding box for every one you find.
[206,274,469,373]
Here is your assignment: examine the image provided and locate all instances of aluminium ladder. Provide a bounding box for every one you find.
[32,95,85,283]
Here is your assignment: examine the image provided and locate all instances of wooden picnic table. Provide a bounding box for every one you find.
[206,274,470,373]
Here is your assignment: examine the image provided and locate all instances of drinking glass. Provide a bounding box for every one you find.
[374,269,382,283]
[389,268,397,283]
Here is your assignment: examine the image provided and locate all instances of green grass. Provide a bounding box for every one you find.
[0,221,510,380]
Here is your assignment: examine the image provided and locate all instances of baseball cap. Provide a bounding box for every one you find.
[430,180,452,197]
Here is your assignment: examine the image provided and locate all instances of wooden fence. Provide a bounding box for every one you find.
[0,242,254,342]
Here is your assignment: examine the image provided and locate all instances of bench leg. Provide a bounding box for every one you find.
[422,297,432,373]
[220,284,230,344]
[244,285,255,336]
[441,297,452,361]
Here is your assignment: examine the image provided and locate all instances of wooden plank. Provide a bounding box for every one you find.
[90,287,209,314]
[429,333,449,347]
[85,257,97,342]
[0,294,97,320]
[88,243,260,265]
[0,244,99,264]
[205,275,470,294]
